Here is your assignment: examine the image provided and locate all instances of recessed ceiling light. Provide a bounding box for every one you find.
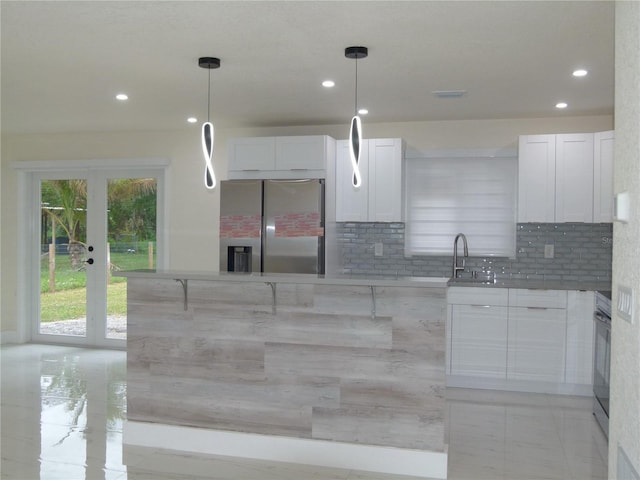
[322,80,335,88]
[358,108,368,115]
[572,69,588,77]
[187,117,198,123]
[115,93,128,101]
[556,102,568,109]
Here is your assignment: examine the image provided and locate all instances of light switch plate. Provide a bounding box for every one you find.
[614,191,630,223]
[374,242,383,257]
[617,285,634,324]
[544,244,554,259]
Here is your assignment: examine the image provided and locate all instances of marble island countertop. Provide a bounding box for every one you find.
[114,269,450,288]
[115,269,610,292]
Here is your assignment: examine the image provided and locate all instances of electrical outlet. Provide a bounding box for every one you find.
[544,244,554,259]
[374,242,383,257]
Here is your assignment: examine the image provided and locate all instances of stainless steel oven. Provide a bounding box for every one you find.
[593,290,611,438]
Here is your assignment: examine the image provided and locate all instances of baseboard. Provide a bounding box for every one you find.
[446,374,593,396]
[124,421,448,479]
[0,331,19,344]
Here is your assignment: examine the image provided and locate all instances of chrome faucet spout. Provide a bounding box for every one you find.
[452,233,469,278]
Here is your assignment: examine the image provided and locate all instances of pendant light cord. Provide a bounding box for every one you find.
[354,55,358,116]
[207,67,212,123]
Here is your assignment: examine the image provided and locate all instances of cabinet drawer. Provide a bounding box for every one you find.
[447,287,508,306]
[508,289,567,308]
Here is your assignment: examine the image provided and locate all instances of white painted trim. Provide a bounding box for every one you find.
[446,374,593,396]
[12,158,170,171]
[0,331,19,344]
[15,160,170,346]
[124,421,448,479]
[404,147,517,160]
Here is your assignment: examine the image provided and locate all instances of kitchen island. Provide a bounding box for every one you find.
[116,270,449,479]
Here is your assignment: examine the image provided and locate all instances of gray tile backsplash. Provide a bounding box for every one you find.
[336,222,612,282]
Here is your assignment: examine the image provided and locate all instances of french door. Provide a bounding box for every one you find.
[27,165,165,348]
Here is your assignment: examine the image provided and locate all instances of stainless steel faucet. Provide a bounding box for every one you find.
[452,233,469,278]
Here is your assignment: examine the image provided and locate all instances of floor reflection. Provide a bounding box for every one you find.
[1,345,127,480]
[1,344,608,480]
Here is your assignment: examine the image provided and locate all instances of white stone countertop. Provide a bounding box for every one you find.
[448,277,611,292]
[114,269,450,288]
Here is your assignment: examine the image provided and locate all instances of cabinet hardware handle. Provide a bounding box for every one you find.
[471,304,491,308]
[526,306,548,310]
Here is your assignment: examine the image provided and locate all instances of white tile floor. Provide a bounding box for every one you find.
[0,344,608,480]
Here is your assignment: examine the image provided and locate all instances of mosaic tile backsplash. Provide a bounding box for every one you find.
[336,222,613,282]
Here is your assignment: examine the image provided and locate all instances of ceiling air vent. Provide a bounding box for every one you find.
[432,90,467,98]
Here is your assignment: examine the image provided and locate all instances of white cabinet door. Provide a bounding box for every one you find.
[275,136,326,171]
[518,135,556,222]
[555,133,594,222]
[368,138,404,222]
[335,139,369,222]
[565,291,595,385]
[593,130,615,222]
[450,304,508,378]
[507,306,566,382]
[228,137,276,171]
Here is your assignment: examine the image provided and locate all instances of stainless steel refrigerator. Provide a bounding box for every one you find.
[219,179,325,274]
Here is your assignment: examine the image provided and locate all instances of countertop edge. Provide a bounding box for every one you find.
[113,270,450,288]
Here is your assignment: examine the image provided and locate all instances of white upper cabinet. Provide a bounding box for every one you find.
[518,132,612,223]
[335,139,369,222]
[275,136,327,171]
[368,139,404,222]
[228,135,332,179]
[228,137,276,172]
[518,135,556,222]
[335,138,404,222]
[593,130,615,222]
[555,133,594,222]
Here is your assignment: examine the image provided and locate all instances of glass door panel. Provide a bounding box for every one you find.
[39,179,89,338]
[105,177,157,341]
[32,167,163,347]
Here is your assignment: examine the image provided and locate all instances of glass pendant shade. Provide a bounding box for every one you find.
[202,121,216,189]
[349,115,363,188]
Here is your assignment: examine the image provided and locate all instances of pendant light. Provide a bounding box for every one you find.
[345,46,368,188]
[199,56,221,190]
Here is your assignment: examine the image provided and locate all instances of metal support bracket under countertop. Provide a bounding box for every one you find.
[266,282,277,314]
[172,278,376,317]
[175,279,188,311]
[370,285,376,319]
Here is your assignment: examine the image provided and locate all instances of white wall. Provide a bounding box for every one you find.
[609,1,640,477]
[1,114,612,337]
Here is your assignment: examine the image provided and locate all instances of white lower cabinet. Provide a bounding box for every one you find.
[507,305,566,382]
[447,287,595,393]
[506,289,567,383]
[565,291,595,384]
[447,287,509,378]
[450,304,508,378]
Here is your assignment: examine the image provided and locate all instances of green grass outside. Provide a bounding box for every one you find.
[40,249,152,322]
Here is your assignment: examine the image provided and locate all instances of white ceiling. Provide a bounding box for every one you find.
[1,1,614,135]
